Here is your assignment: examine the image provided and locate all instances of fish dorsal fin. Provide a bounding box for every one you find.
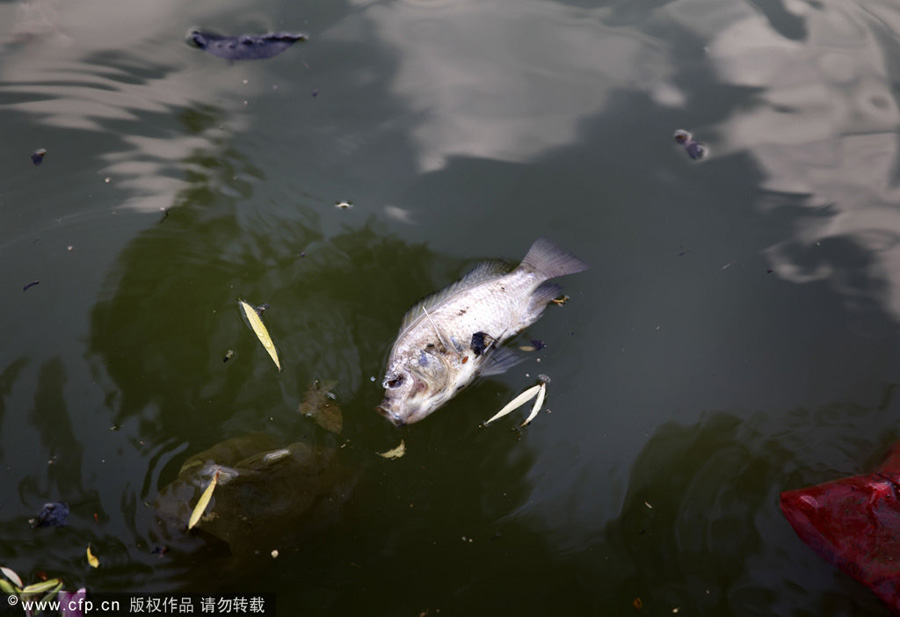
[399,259,512,334]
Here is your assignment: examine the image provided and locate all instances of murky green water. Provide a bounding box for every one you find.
[3,0,900,614]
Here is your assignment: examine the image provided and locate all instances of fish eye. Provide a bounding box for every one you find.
[387,375,405,389]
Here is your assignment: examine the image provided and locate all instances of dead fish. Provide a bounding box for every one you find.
[189,30,308,61]
[377,238,588,426]
[673,129,708,160]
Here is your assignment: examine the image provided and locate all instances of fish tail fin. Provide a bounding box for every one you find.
[521,238,589,281]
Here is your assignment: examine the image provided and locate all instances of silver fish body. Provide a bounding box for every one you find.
[377,238,588,425]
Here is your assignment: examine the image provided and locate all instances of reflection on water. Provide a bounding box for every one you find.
[569,399,900,615]
[328,0,679,171]
[0,0,278,217]
[695,1,900,322]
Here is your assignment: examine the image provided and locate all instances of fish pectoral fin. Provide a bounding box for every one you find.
[480,346,523,376]
[525,281,563,323]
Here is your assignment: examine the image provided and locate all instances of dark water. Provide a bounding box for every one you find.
[3,0,900,614]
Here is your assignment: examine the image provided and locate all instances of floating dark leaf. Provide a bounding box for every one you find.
[31,502,69,528]
[189,30,308,61]
[23,280,39,292]
[31,148,47,166]
[299,380,343,434]
[530,339,546,351]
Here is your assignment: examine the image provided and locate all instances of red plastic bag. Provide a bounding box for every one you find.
[781,444,900,613]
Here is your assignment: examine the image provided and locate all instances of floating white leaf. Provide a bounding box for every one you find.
[0,566,22,588]
[484,385,541,425]
[520,383,546,427]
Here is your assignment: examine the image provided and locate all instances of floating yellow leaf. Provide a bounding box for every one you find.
[21,579,61,595]
[36,581,64,607]
[378,440,406,459]
[86,545,99,568]
[0,566,22,588]
[188,470,220,530]
[520,383,547,427]
[0,578,19,596]
[484,385,541,425]
[239,300,281,371]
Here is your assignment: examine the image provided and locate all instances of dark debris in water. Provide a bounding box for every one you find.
[151,545,169,558]
[673,129,709,160]
[31,148,47,166]
[31,502,69,528]
[23,280,39,292]
[189,30,308,61]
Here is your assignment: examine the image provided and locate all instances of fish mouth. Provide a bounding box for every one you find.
[376,404,406,427]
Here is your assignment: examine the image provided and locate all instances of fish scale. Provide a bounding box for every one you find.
[377,238,588,426]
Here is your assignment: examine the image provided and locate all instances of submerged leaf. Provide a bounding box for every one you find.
[239,300,281,371]
[298,380,343,434]
[378,440,406,460]
[0,566,22,588]
[86,545,99,568]
[484,385,541,425]
[188,470,220,530]
[520,383,547,427]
